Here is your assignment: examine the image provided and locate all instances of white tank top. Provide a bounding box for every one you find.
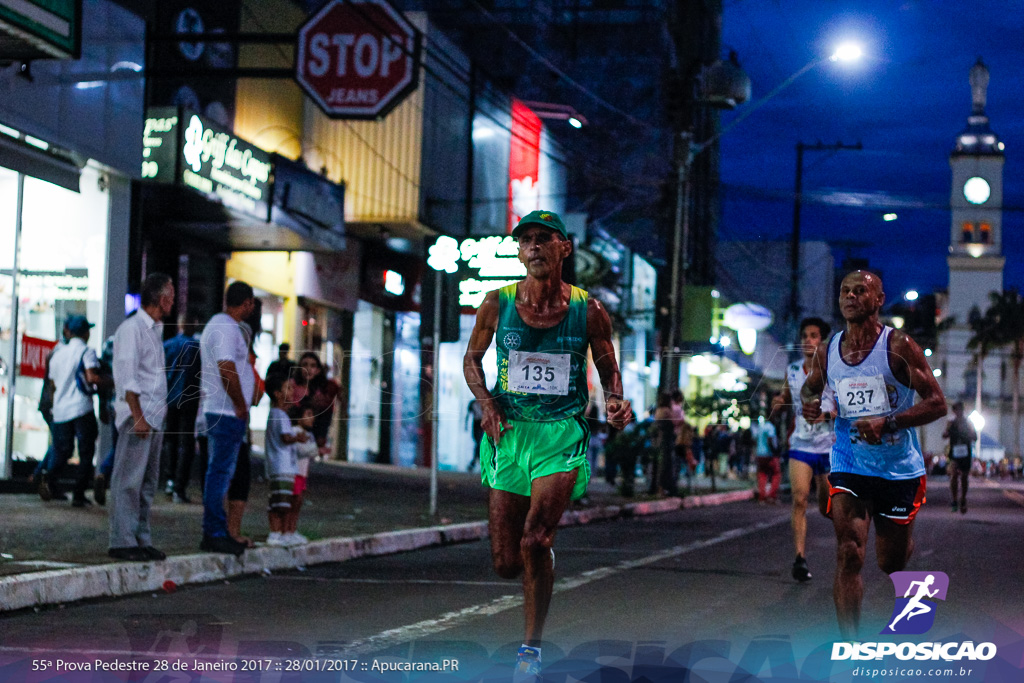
[787,360,835,454]
[826,326,924,479]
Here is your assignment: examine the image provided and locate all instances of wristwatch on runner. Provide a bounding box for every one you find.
[884,414,898,433]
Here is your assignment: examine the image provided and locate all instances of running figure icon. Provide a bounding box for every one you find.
[888,574,939,631]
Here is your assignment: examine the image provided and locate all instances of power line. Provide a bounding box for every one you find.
[461,0,658,132]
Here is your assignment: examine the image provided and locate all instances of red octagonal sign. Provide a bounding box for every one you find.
[296,0,420,119]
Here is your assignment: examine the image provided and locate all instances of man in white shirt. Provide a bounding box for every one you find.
[198,281,256,556]
[41,315,101,505]
[108,273,174,562]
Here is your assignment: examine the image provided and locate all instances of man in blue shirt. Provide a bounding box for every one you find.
[162,314,202,503]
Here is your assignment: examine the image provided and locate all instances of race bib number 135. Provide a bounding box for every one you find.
[507,351,571,396]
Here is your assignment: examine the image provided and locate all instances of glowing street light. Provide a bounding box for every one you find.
[661,40,863,393]
[968,410,985,458]
[830,42,863,63]
[883,213,898,221]
[905,290,919,302]
[567,116,583,129]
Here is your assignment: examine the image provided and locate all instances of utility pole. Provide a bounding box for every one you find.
[789,140,862,334]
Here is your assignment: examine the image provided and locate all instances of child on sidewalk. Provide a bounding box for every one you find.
[287,401,319,544]
[264,374,308,547]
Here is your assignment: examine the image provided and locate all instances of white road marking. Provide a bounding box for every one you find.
[0,518,788,661]
[342,518,788,655]
[268,577,515,587]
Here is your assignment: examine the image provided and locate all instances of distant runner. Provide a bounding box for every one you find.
[802,271,946,639]
[464,210,632,681]
[772,317,835,582]
[943,401,976,514]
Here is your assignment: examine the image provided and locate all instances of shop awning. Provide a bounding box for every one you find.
[139,110,347,253]
[0,132,83,192]
[141,183,347,253]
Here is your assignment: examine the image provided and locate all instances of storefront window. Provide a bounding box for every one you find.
[348,301,385,463]
[0,166,109,463]
[250,290,286,444]
[437,314,496,471]
[391,312,420,468]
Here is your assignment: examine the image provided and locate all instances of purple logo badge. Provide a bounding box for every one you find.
[881,571,949,635]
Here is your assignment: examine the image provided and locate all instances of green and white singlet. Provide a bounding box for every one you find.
[491,283,590,422]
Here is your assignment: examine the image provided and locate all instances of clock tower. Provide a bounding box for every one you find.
[937,58,1005,427]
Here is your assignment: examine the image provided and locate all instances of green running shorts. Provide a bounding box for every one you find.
[480,416,591,500]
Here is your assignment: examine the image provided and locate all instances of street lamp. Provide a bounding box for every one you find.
[830,42,863,63]
[905,290,920,302]
[518,101,589,128]
[424,236,460,517]
[969,410,985,460]
[660,42,864,394]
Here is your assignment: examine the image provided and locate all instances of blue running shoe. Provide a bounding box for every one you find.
[513,646,541,682]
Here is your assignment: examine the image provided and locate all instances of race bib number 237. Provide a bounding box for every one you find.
[837,374,889,419]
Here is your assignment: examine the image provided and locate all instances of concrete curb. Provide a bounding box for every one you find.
[0,489,752,613]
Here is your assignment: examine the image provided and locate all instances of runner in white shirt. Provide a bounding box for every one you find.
[772,317,836,582]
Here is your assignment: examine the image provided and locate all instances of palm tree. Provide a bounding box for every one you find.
[966,304,1000,435]
[983,289,1024,458]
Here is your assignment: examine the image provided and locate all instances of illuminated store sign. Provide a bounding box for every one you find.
[455,235,526,308]
[141,107,273,221]
[0,0,81,60]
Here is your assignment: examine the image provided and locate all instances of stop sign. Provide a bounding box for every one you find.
[295,0,420,119]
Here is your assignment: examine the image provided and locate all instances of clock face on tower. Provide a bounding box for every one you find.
[964,176,991,204]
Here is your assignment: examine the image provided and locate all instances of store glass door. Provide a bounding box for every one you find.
[0,166,109,471]
[0,168,17,465]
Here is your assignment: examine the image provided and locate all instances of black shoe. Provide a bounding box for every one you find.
[38,473,52,501]
[93,474,106,506]
[792,554,812,582]
[108,547,150,562]
[71,496,93,508]
[200,535,246,557]
[140,546,167,561]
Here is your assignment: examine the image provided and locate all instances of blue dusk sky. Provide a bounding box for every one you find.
[718,0,1024,301]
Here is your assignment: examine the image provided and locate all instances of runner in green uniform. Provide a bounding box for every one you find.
[464,210,632,681]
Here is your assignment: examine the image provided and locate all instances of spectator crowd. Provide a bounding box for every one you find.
[34,275,339,562]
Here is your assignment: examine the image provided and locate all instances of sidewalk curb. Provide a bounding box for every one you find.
[0,489,752,613]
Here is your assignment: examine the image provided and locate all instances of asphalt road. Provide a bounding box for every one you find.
[2,476,1022,682]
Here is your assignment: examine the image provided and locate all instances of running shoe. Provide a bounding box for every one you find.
[283,532,309,546]
[266,532,289,546]
[513,646,541,682]
[792,554,812,582]
[960,501,967,515]
[951,502,959,513]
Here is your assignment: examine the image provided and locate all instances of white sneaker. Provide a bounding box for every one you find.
[266,532,288,546]
[283,532,309,546]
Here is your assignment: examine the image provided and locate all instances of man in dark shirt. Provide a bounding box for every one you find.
[944,401,977,514]
[163,314,202,502]
[266,343,295,380]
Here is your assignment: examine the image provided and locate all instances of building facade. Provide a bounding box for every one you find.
[0,0,144,478]
[928,59,1012,460]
